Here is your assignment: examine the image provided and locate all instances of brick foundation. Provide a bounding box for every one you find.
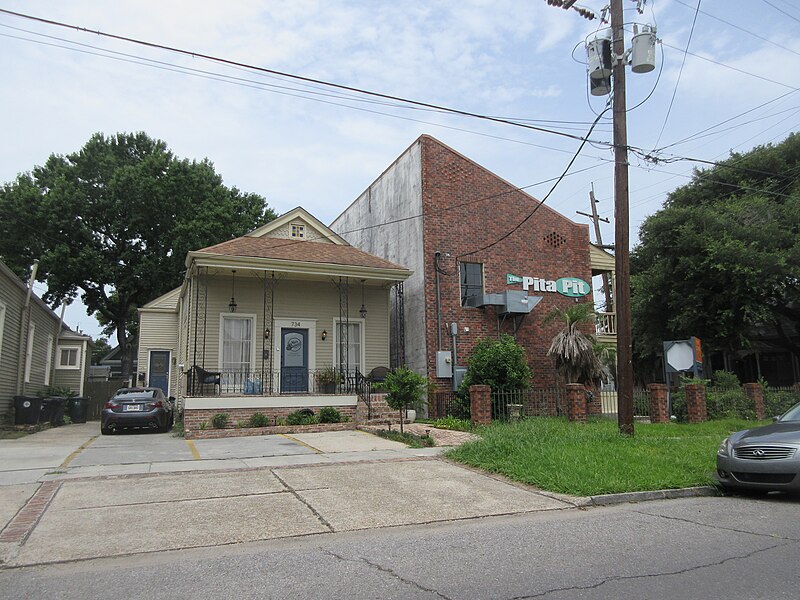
[566,383,587,423]
[742,383,765,420]
[184,405,357,438]
[186,422,356,440]
[684,384,707,423]
[647,383,669,424]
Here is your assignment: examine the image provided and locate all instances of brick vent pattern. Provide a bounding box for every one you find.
[0,481,62,543]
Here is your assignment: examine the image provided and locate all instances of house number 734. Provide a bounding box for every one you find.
[291,321,301,327]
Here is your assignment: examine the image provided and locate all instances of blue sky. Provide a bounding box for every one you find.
[1,0,799,341]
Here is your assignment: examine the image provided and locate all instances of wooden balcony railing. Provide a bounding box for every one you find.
[595,312,617,336]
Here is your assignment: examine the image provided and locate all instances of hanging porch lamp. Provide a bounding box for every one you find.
[359,280,367,319]
[228,269,238,313]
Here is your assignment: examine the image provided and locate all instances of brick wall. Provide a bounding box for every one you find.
[418,136,593,388]
[184,405,357,435]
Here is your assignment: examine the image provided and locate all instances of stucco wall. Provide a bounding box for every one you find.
[330,141,426,376]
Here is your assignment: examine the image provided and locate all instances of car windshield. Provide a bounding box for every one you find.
[778,403,800,422]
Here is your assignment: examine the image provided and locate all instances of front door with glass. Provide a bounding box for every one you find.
[280,328,308,392]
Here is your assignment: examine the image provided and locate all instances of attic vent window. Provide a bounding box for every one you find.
[544,231,567,248]
[291,223,305,239]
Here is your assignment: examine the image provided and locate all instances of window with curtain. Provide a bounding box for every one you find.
[222,316,253,375]
[335,322,362,375]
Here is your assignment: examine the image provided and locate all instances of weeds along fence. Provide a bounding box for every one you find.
[670,385,800,422]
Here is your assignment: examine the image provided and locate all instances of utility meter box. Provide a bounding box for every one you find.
[436,351,453,378]
[453,366,467,391]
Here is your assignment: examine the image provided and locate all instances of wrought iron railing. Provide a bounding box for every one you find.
[186,367,366,397]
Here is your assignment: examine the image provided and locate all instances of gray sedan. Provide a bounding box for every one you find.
[716,402,800,493]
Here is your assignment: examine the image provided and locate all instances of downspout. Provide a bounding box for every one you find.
[16,260,39,397]
[434,252,442,350]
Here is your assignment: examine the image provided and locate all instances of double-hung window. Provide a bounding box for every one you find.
[335,321,363,376]
[221,315,254,381]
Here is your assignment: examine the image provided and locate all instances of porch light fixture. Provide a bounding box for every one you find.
[359,280,367,319]
[264,327,270,339]
[321,330,327,341]
[228,269,238,313]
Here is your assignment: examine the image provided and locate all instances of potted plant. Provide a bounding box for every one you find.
[315,366,341,394]
[383,366,427,434]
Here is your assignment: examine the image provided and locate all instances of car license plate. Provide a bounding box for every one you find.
[125,404,142,412]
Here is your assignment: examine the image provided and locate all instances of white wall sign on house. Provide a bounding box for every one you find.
[506,273,591,297]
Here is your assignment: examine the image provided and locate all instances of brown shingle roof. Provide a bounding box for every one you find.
[195,237,409,272]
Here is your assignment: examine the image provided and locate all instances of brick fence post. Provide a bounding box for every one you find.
[566,383,587,423]
[586,384,602,417]
[742,383,765,420]
[470,385,492,426]
[647,383,669,424]
[684,383,707,423]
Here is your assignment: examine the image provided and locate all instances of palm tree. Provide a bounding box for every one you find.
[545,302,603,384]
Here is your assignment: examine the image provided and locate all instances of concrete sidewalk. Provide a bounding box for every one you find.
[1,459,578,567]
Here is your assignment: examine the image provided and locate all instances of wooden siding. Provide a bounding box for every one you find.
[184,275,390,381]
[138,310,179,397]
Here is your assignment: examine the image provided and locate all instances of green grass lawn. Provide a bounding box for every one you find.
[446,417,764,496]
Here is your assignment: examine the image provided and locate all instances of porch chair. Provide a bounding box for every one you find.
[188,365,221,396]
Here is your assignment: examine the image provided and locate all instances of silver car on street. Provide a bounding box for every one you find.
[716,402,800,493]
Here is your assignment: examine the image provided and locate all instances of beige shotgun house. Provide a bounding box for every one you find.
[137,208,411,435]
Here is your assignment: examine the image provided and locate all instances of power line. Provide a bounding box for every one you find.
[652,0,701,150]
[0,30,614,157]
[457,102,612,260]
[656,88,800,151]
[672,0,800,58]
[761,0,800,24]
[0,8,616,148]
[659,40,800,90]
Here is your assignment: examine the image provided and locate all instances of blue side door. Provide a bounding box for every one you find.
[280,329,308,393]
[148,350,170,396]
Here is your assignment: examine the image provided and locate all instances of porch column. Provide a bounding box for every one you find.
[647,383,669,424]
[587,384,602,417]
[743,383,765,421]
[566,383,587,423]
[684,383,707,423]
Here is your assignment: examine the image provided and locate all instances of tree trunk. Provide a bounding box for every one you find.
[399,408,404,435]
[117,322,133,383]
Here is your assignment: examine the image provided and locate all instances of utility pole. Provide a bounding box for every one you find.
[611,0,634,435]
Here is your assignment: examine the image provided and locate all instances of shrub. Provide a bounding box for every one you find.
[460,334,532,393]
[249,412,269,428]
[236,420,248,429]
[211,413,229,429]
[432,416,472,431]
[319,406,342,423]
[383,366,427,433]
[198,421,208,430]
[287,410,319,426]
[275,417,288,426]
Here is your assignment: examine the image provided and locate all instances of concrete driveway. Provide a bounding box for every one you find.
[0,422,580,568]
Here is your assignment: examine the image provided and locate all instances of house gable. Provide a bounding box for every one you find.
[246,207,344,245]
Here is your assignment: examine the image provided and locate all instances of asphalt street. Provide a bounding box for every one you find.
[2,494,799,599]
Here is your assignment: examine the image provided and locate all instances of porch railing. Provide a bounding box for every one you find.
[595,312,617,336]
[186,368,367,397]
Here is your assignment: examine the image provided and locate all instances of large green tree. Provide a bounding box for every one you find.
[631,133,800,372]
[0,132,276,377]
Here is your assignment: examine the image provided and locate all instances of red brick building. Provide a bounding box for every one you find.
[332,135,614,397]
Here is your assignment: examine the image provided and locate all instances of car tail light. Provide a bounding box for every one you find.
[147,400,163,409]
[104,401,119,409]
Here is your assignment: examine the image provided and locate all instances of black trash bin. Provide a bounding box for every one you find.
[41,397,66,426]
[13,396,41,425]
[68,397,88,423]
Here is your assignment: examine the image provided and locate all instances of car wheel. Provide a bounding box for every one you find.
[101,425,112,435]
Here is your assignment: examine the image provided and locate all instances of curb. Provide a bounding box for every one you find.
[589,486,720,506]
